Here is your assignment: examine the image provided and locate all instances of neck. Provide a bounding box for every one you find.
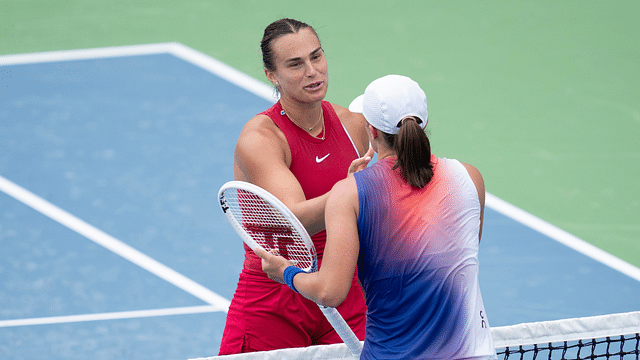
[279,98,323,129]
[371,129,396,160]
[377,150,396,161]
[279,99,324,137]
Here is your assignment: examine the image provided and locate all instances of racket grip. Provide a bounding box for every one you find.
[318,305,363,357]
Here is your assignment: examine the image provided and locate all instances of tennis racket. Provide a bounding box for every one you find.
[218,180,363,356]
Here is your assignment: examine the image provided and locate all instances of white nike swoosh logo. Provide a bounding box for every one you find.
[316,153,330,163]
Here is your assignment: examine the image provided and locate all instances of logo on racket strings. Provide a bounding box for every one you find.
[245,224,299,261]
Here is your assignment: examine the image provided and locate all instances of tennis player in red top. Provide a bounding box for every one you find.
[218,18,372,354]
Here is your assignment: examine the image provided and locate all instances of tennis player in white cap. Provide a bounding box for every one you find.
[258,74,497,359]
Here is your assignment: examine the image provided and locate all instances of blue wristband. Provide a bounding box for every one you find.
[283,266,305,293]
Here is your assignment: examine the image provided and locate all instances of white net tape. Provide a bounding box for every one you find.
[191,311,640,360]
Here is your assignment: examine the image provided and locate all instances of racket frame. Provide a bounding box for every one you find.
[219,180,317,272]
[218,180,363,356]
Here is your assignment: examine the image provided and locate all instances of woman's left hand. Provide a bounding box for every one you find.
[254,248,294,284]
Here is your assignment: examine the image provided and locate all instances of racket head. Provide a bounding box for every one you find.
[218,181,317,273]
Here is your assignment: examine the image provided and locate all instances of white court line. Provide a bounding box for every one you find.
[167,43,278,103]
[0,43,176,65]
[0,42,278,104]
[0,175,231,312]
[0,305,220,328]
[486,193,640,282]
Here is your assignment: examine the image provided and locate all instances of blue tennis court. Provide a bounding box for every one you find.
[1,45,639,359]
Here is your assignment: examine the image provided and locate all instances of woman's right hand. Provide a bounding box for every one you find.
[347,147,374,176]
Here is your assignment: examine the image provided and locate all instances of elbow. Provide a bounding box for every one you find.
[315,287,349,308]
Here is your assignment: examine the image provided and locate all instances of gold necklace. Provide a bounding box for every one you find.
[280,104,325,139]
[310,119,326,140]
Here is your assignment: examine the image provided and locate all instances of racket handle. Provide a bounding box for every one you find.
[318,305,363,357]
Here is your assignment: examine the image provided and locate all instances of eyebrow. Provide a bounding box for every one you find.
[284,47,323,65]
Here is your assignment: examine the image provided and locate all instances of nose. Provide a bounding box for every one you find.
[304,60,318,77]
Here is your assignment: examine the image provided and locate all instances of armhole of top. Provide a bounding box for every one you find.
[341,122,361,157]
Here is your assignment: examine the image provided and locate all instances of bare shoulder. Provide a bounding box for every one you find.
[461,162,482,180]
[461,162,485,203]
[236,114,287,153]
[331,174,357,194]
[331,102,366,127]
[238,114,284,141]
[234,114,289,181]
[327,175,358,211]
[461,162,486,241]
[330,103,369,155]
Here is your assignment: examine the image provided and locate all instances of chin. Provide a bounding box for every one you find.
[310,86,328,101]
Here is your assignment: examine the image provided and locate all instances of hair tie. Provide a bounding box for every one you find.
[396,116,422,128]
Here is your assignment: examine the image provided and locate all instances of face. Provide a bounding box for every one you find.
[265,28,328,103]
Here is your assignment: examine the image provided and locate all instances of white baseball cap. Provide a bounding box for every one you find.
[349,74,428,135]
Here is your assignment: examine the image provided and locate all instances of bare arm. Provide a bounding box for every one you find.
[234,112,371,236]
[256,176,360,307]
[234,115,328,235]
[462,163,485,242]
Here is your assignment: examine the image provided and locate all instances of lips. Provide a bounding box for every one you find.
[305,81,324,90]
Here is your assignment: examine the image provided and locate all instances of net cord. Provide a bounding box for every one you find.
[192,311,640,360]
[491,310,640,348]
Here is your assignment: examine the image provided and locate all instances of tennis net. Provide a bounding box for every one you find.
[193,311,640,360]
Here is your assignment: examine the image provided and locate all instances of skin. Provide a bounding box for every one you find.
[256,120,486,308]
[234,27,373,236]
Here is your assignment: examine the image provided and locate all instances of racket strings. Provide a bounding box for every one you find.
[228,189,316,271]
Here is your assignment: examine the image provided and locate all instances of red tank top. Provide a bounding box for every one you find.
[242,101,360,272]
